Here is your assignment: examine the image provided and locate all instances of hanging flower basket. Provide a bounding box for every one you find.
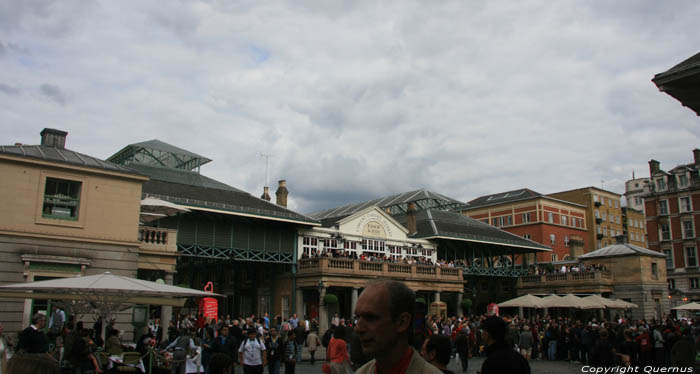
[324,293,338,305]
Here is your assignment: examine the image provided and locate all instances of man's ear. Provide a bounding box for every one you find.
[395,312,412,333]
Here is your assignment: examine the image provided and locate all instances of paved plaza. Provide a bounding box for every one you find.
[284,348,584,374]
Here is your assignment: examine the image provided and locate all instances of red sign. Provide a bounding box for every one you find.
[198,282,218,321]
[487,303,499,316]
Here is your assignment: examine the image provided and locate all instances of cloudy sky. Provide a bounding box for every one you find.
[2,1,699,214]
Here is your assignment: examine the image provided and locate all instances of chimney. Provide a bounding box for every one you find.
[615,235,628,245]
[648,159,660,176]
[694,149,700,165]
[405,202,417,235]
[261,186,271,201]
[40,128,68,149]
[275,180,288,207]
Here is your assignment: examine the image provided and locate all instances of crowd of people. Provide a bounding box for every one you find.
[529,262,608,275]
[300,249,469,268]
[4,283,700,374]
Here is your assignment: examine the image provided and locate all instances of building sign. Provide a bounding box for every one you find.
[354,210,394,238]
[362,221,387,238]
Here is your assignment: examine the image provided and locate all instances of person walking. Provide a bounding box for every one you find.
[305,329,321,365]
[327,327,351,374]
[453,329,469,374]
[163,329,197,374]
[265,327,282,374]
[284,330,297,374]
[239,328,267,374]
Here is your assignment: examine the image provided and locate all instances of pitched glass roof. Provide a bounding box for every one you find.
[108,139,212,172]
[309,189,466,220]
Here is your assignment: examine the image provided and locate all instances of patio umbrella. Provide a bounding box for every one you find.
[583,295,623,309]
[540,294,570,308]
[498,294,545,308]
[672,302,700,310]
[0,272,222,338]
[614,299,639,309]
[141,197,190,216]
[560,294,605,309]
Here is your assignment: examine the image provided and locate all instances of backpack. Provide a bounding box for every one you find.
[241,338,264,361]
[321,329,332,347]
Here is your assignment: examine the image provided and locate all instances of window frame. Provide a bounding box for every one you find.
[683,219,695,239]
[663,249,674,269]
[680,196,692,213]
[42,177,82,221]
[686,246,698,268]
[659,200,669,215]
[35,172,88,228]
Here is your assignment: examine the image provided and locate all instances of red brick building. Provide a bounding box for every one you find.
[644,150,700,307]
[461,189,588,263]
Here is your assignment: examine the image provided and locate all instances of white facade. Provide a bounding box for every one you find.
[625,178,651,212]
[297,206,436,262]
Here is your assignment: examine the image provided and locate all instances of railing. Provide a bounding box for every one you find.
[517,270,613,287]
[138,227,178,253]
[298,258,462,281]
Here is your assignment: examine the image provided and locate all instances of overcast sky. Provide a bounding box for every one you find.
[2,1,700,214]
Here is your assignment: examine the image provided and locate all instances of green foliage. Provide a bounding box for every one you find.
[416,297,426,305]
[324,293,338,305]
[460,298,473,309]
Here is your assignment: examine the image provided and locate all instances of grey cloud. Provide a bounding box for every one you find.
[0,83,20,96]
[40,84,66,105]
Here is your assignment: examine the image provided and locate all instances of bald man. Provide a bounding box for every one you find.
[354,280,441,374]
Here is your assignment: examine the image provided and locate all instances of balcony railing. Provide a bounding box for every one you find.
[138,227,178,254]
[517,270,613,288]
[298,258,462,282]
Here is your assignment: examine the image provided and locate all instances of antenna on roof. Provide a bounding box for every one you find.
[260,152,273,188]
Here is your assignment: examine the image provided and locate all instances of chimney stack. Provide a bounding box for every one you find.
[405,202,418,235]
[615,235,628,245]
[693,149,700,165]
[261,186,271,201]
[275,180,288,207]
[40,128,68,149]
[648,159,660,176]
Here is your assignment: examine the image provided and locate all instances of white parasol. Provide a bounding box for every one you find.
[498,294,545,308]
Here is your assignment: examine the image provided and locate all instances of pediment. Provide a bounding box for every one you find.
[337,206,409,240]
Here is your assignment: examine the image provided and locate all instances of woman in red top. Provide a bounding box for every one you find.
[328,326,352,374]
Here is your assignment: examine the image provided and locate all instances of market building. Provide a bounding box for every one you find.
[643,150,700,308]
[305,190,551,328]
[460,188,589,263]
[107,139,320,323]
[0,129,148,338]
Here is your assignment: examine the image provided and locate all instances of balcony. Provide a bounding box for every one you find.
[138,227,178,254]
[517,270,614,294]
[595,218,603,224]
[595,201,602,207]
[297,258,463,292]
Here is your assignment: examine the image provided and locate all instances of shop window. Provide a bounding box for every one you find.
[42,177,82,220]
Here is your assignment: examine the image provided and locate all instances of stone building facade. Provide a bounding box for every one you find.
[0,129,148,338]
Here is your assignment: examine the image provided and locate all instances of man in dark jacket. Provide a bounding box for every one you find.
[17,313,49,354]
[453,329,469,373]
[479,316,530,374]
[212,325,240,365]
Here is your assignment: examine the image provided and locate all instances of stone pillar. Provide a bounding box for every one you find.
[319,286,328,334]
[435,291,441,303]
[161,273,174,342]
[456,292,464,317]
[296,289,304,318]
[351,288,359,316]
[518,306,524,319]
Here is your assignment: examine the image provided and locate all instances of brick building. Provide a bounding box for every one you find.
[461,189,588,263]
[644,149,700,307]
[548,187,624,251]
